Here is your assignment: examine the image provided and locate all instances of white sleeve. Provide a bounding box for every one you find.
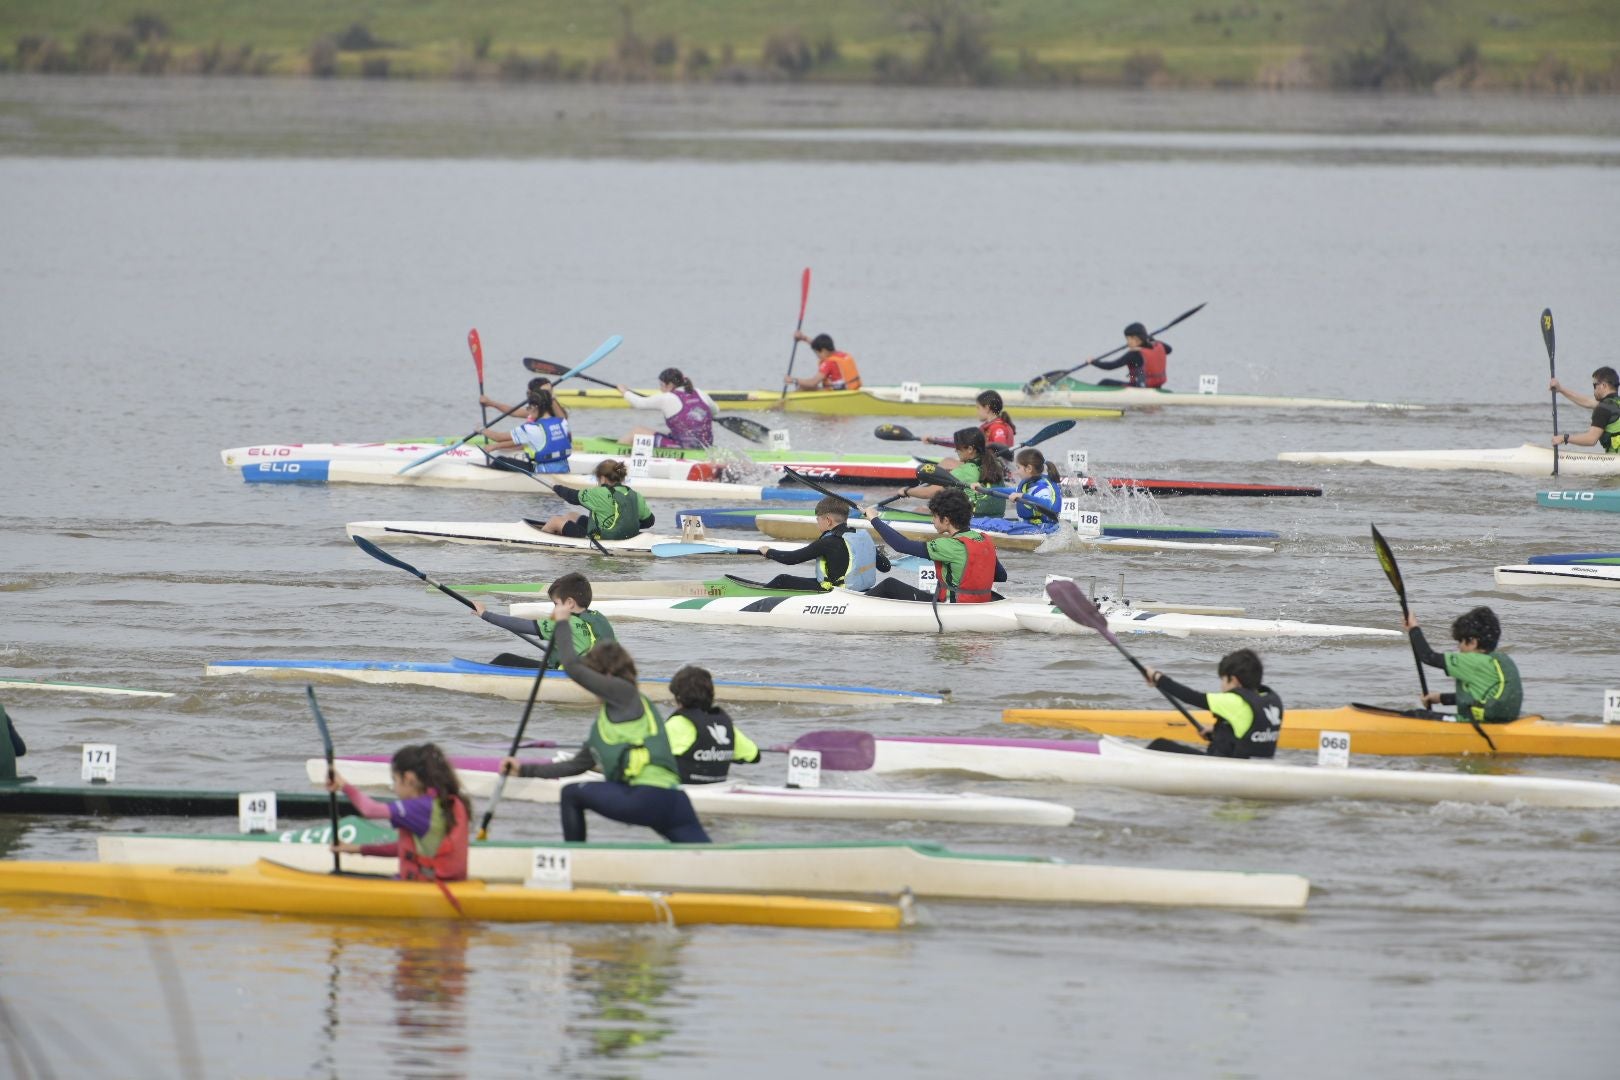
[621,389,678,418]
[697,388,717,412]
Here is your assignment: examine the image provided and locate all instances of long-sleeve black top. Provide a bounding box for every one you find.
[514,623,641,779]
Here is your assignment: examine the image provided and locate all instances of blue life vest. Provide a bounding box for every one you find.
[1015,476,1061,525]
[513,416,571,472]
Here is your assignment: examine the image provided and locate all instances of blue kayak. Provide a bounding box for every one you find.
[1537,490,1620,513]
[1527,552,1620,565]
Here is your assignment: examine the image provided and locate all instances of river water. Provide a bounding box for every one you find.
[0,78,1617,1078]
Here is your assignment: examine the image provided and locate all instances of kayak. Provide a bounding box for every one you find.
[221,442,715,481]
[0,676,173,699]
[868,381,1423,412]
[549,386,1124,420]
[322,758,1076,827]
[1277,442,1620,477]
[243,459,861,503]
[344,520,805,556]
[1001,704,1620,760]
[98,821,1310,908]
[1493,564,1620,590]
[1071,476,1322,498]
[1527,552,1620,565]
[684,505,1280,542]
[204,656,946,707]
[0,783,355,818]
[0,859,906,931]
[754,515,1276,555]
[1013,600,1400,640]
[1537,489,1620,513]
[862,735,1620,809]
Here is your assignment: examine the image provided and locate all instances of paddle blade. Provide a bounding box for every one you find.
[1153,302,1207,336]
[352,535,425,580]
[1022,419,1075,447]
[1023,369,1071,395]
[560,335,622,382]
[524,357,565,376]
[798,267,812,322]
[874,424,916,442]
[1045,578,1122,648]
[468,329,485,384]
[717,416,771,443]
[914,462,964,488]
[306,685,335,760]
[788,730,875,771]
[1541,308,1555,367]
[650,543,744,558]
[1369,523,1408,604]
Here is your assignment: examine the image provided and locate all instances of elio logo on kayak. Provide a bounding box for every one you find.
[1546,491,1594,502]
[803,604,848,615]
[255,462,302,473]
[246,446,292,457]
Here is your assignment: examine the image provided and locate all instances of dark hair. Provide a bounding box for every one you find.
[1452,606,1501,652]
[548,571,593,608]
[814,495,851,520]
[928,488,974,531]
[669,665,715,711]
[1123,321,1150,342]
[810,333,835,352]
[527,376,553,393]
[976,390,1013,429]
[1015,446,1061,484]
[658,367,695,392]
[391,743,471,819]
[594,458,628,486]
[1594,367,1619,390]
[1217,649,1263,690]
[526,386,566,420]
[953,427,1007,486]
[583,641,638,683]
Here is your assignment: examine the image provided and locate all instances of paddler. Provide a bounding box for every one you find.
[1548,366,1620,453]
[979,448,1063,533]
[784,332,862,391]
[619,367,717,448]
[1091,322,1171,389]
[937,390,1018,465]
[665,666,761,783]
[499,617,710,843]
[900,428,1008,519]
[469,572,615,669]
[539,459,655,539]
[476,382,572,473]
[1401,606,1523,721]
[1140,649,1283,758]
[0,703,26,781]
[862,488,1007,602]
[328,743,471,881]
[753,495,891,592]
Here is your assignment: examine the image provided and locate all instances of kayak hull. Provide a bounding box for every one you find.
[695,505,1279,541]
[754,514,1275,555]
[518,592,1027,633]
[1013,605,1399,639]
[1278,442,1620,477]
[550,386,1123,420]
[877,381,1422,411]
[1494,564,1620,590]
[1537,489,1620,513]
[343,521,803,556]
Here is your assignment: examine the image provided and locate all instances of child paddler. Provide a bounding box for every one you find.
[862,488,1006,603]
[470,572,615,669]
[978,448,1062,534]
[1548,365,1620,453]
[1140,649,1283,758]
[328,743,471,881]
[500,620,710,843]
[1401,606,1523,721]
[0,703,26,781]
[666,666,761,783]
[540,459,654,539]
[753,495,890,592]
[477,382,572,473]
[784,332,862,391]
[900,427,1008,520]
[619,367,717,448]
[1092,321,1171,388]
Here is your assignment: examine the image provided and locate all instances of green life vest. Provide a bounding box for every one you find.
[584,484,643,540]
[952,462,1005,517]
[1445,651,1523,722]
[1596,393,1620,453]
[585,695,680,789]
[537,609,617,668]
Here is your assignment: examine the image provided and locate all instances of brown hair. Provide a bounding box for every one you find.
[669,665,715,711]
[583,641,638,683]
[928,488,974,531]
[814,495,851,520]
[658,367,695,392]
[391,743,471,819]
[548,571,593,608]
[526,384,566,420]
[952,427,1007,486]
[1015,447,1061,484]
[594,458,628,486]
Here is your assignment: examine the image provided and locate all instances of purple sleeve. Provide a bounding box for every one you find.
[387,794,437,838]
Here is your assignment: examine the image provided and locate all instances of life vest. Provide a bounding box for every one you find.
[590,484,643,541]
[981,417,1015,447]
[953,462,1006,517]
[397,794,469,882]
[538,609,616,667]
[585,695,681,789]
[1015,475,1061,525]
[1207,686,1284,759]
[1596,393,1620,453]
[513,415,571,471]
[668,705,741,784]
[664,388,714,448]
[935,531,997,604]
[815,526,879,591]
[1137,341,1168,389]
[1453,652,1523,723]
[822,351,861,391]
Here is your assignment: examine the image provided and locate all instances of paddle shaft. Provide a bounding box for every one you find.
[305,686,342,873]
[1370,525,1431,699]
[1031,302,1206,390]
[479,634,560,840]
[1543,308,1559,476]
[399,399,527,474]
[779,268,812,404]
[351,536,548,650]
[779,465,859,510]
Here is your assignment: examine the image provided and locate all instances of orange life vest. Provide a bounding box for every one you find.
[935,531,998,604]
[821,351,862,391]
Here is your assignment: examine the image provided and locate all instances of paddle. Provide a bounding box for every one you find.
[402,335,623,474]
[524,357,616,390]
[520,729,876,771]
[395,399,526,475]
[351,535,548,649]
[650,542,753,558]
[1024,303,1207,395]
[470,328,489,432]
[778,267,812,404]
[875,424,954,448]
[524,358,770,445]
[1045,578,1210,740]
[305,685,342,873]
[478,633,560,841]
[1543,307,1559,476]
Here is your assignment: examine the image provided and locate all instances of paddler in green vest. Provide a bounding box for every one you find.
[538,459,654,540]
[901,427,1008,518]
[1549,365,1620,453]
[0,703,25,781]
[1401,606,1523,722]
[470,571,616,670]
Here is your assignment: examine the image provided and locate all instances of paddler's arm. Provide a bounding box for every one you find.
[554,484,583,506]
[863,510,931,559]
[760,533,837,564]
[5,709,23,758]
[1402,616,1448,670]
[470,601,551,640]
[1548,378,1597,409]
[732,726,761,764]
[1143,669,1211,710]
[552,615,644,720]
[503,748,593,780]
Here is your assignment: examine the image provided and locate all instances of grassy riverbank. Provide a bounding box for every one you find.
[5,1,1617,92]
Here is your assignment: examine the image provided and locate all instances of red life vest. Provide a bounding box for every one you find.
[398,795,469,882]
[1138,341,1168,388]
[935,531,998,604]
[821,351,862,390]
[981,417,1015,447]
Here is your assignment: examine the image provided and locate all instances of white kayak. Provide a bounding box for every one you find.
[755,515,1276,556]
[864,735,1620,809]
[221,443,703,480]
[0,676,173,699]
[96,826,1308,908]
[317,758,1076,827]
[870,383,1422,412]
[345,520,803,556]
[1277,442,1620,477]
[1014,600,1401,639]
[1494,564,1620,591]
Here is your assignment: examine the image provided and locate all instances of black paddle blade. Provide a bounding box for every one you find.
[1045,578,1121,647]
[778,466,858,508]
[352,535,424,580]
[716,416,771,443]
[914,462,964,488]
[1023,370,1071,395]
[874,424,916,442]
[1369,524,1407,603]
[1540,308,1555,365]
[306,685,334,759]
[524,357,566,375]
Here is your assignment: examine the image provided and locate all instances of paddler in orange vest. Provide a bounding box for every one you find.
[861,488,1006,602]
[1091,322,1171,389]
[329,743,471,881]
[784,333,862,391]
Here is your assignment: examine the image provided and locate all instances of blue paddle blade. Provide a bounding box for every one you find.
[563,335,622,380]
[651,543,745,558]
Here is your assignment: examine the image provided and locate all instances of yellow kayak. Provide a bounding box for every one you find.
[0,859,906,931]
[1002,704,1620,760]
[550,386,1123,420]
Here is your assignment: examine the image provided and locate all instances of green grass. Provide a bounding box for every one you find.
[4,0,1617,88]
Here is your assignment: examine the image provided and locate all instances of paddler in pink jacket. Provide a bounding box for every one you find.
[619,367,717,449]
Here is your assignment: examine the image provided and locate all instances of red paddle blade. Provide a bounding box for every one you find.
[1046,578,1121,648]
[798,267,812,320]
[468,329,485,385]
[789,730,874,771]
